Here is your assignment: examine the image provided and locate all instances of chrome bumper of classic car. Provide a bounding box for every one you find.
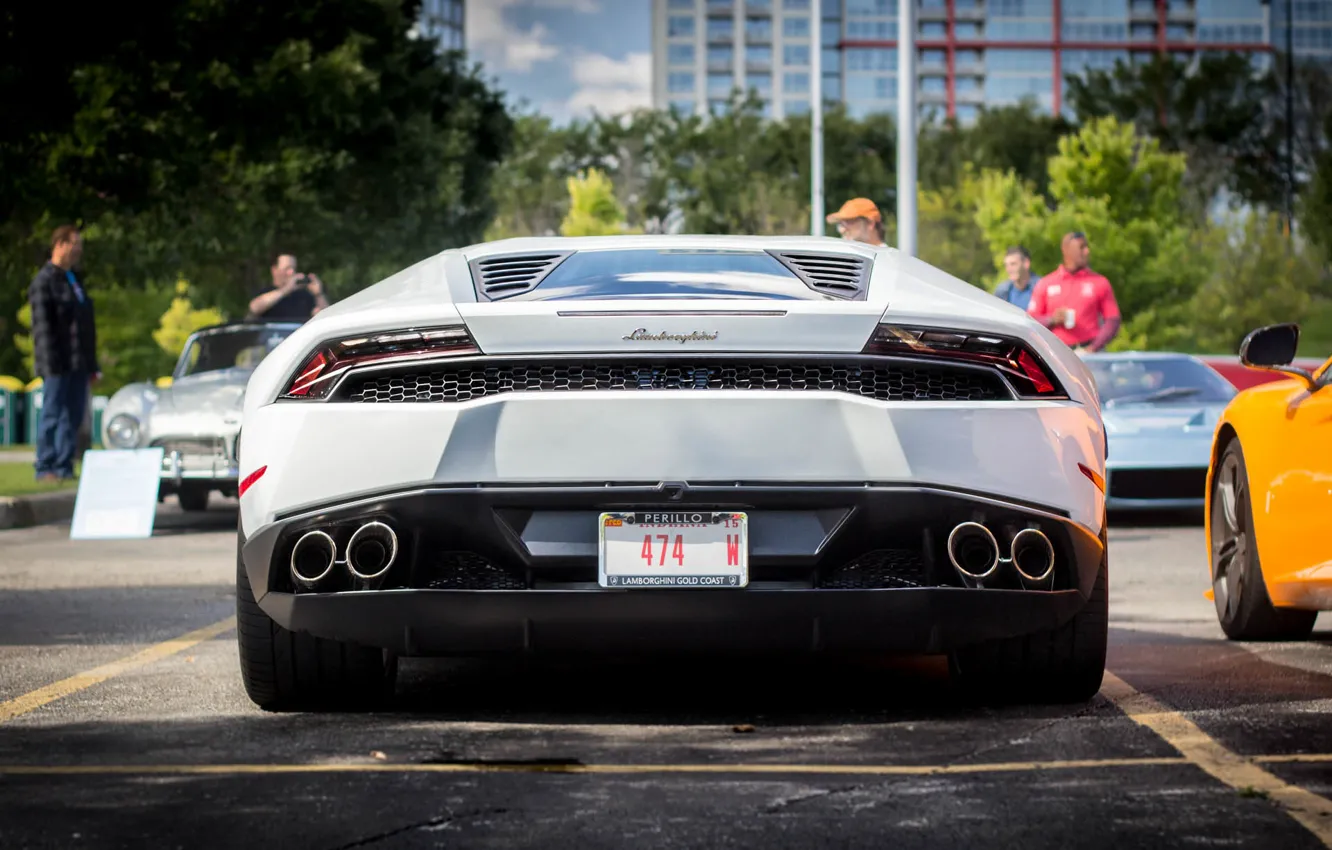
[151,437,239,487]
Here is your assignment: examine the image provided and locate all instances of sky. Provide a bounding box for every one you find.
[465,0,652,124]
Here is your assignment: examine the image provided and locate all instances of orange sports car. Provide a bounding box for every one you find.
[1207,323,1332,640]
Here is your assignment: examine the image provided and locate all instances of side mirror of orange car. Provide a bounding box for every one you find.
[1239,324,1317,389]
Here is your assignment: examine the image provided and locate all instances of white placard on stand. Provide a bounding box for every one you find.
[70,448,166,540]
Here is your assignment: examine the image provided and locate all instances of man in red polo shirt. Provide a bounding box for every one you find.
[1027,231,1121,353]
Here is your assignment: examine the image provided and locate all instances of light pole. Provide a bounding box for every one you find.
[897,0,917,255]
[1285,0,1294,240]
[1263,0,1295,239]
[811,9,824,236]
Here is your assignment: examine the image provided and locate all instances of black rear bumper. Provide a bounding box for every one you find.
[241,483,1105,657]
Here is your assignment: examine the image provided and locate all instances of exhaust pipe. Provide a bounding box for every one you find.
[347,521,398,589]
[1010,528,1055,591]
[947,522,1002,588]
[290,530,337,591]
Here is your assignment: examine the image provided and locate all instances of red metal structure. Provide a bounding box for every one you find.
[840,0,1274,120]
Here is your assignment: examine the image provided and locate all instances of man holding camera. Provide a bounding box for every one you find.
[248,254,329,321]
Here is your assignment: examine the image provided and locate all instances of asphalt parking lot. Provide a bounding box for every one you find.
[3,500,1332,849]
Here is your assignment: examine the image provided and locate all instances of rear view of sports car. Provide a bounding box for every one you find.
[234,236,1111,710]
[1082,353,1237,511]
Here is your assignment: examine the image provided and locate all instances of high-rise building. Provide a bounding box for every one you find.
[652,0,1328,124]
[420,0,466,53]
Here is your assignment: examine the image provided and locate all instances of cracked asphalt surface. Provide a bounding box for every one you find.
[2,499,1332,849]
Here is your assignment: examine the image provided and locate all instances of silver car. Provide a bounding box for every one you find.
[100,321,300,510]
[1082,352,1238,512]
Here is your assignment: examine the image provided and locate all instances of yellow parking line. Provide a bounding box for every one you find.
[0,617,236,724]
[1257,754,1332,765]
[0,756,1189,777]
[1101,672,1332,848]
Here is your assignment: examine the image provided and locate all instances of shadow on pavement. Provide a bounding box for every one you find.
[149,499,238,536]
[1107,508,1205,529]
[0,585,235,646]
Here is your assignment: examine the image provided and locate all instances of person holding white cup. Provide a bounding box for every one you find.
[1026,231,1121,355]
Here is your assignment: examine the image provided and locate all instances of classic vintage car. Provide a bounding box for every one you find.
[234,236,1111,710]
[1207,324,1332,640]
[100,321,301,510]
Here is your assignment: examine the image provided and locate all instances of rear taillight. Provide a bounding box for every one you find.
[863,325,1065,399]
[281,326,479,399]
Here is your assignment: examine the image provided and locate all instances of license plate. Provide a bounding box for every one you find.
[598,511,748,588]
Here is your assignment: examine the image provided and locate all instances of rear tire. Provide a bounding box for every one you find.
[177,486,211,512]
[236,534,397,711]
[1210,440,1317,641]
[949,544,1108,705]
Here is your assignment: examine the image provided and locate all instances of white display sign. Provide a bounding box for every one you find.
[70,448,166,540]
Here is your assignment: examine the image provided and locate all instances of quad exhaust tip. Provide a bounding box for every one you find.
[947,522,1055,590]
[347,521,399,589]
[947,522,1001,588]
[1010,528,1055,591]
[290,530,337,590]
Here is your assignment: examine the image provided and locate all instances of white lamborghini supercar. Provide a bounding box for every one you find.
[235,236,1110,710]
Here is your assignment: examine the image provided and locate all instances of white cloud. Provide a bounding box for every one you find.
[564,51,652,119]
[467,0,601,73]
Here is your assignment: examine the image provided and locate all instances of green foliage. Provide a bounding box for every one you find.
[86,286,180,396]
[14,282,177,396]
[486,115,580,240]
[153,280,227,358]
[916,179,994,288]
[1067,54,1276,212]
[974,117,1203,322]
[1112,214,1319,353]
[921,102,1072,198]
[666,94,808,235]
[1,2,513,374]
[1179,214,1317,354]
[1304,107,1332,257]
[13,304,33,379]
[560,169,637,237]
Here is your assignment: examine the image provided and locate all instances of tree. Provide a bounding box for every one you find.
[485,115,583,240]
[919,102,1071,198]
[13,284,178,395]
[663,94,808,235]
[153,280,227,358]
[1177,214,1317,354]
[559,169,637,236]
[1,1,513,374]
[915,178,994,289]
[974,117,1204,329]
[1304,106,1332,258]
[1066,53,1330,216]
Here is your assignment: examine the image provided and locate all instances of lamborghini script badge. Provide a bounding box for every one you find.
[623,328,720,343]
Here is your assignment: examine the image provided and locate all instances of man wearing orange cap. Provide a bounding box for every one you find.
[826,198,887,247]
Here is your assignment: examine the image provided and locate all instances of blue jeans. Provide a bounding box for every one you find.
[34,371,89,479]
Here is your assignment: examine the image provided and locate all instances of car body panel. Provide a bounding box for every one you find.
[239,394,1103,532]
[1200,355,1328,390]
[1206,354,1332,609]
[236,236,1108,657]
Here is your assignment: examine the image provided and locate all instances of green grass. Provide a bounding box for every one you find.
[0,443,33,454]
[0,460,81,497]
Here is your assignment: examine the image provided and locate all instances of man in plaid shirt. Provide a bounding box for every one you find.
[28,225,100,481]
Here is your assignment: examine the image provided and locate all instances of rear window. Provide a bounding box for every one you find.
[507,249,836,301]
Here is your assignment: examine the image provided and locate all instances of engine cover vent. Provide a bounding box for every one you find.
[768,251,871,300]
[470,252,572,300]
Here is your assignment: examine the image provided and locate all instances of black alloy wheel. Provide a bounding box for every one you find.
[1210,440,1316,641]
